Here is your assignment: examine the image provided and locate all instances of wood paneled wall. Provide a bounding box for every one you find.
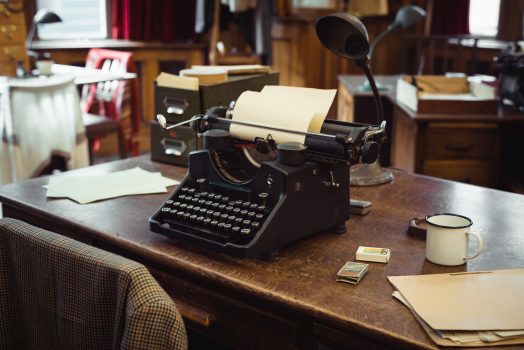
[271,1,427,89]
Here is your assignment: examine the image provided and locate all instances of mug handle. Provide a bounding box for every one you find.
[464,231,484,260]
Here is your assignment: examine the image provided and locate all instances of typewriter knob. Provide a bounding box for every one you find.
[277,142,307,166]
[204,129,231,151]
[361,141,380,164]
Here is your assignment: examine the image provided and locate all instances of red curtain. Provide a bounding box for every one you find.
[112,0,197,42]
[430,0,470,35]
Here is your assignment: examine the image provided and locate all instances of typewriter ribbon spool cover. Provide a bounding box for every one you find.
[230,86,336,144]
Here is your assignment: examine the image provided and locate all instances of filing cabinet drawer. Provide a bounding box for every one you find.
[1,44,24,62]
[424,123,499,160]
[0,23,24,43]
[0,2,25,21]
[423,159,495,186]
[151,268,297,350]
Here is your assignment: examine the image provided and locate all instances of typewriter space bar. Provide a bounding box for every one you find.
[164,219,231,243]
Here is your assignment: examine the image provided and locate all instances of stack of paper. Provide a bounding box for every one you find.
[388,269,524,347]
[44,167,179,204]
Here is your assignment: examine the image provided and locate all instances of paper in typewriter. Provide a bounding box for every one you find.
[230,86,336,144]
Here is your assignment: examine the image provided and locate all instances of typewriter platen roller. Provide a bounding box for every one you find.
[149,104,385,260]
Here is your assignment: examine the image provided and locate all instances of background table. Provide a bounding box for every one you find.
[338,75,524,190]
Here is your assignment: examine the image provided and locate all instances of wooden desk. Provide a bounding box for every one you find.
[31,40,205,122]
[1,156,523,349]
[338,75,524,189]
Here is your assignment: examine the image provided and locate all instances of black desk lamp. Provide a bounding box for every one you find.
[359,5,426,92]
[316,12,392,186]
[25,9,63,58]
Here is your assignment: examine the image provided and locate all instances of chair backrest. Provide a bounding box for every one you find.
[0,217,187,349]
[81,48,141,156]
[402,34,496,76]
[0,76,89,184]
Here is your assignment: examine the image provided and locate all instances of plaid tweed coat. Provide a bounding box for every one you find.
[0,218,187,350]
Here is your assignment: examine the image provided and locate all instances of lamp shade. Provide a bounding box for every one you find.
[26,9,62,58]
[315,13,370,61]
[392,5,426,30]
[33,9,63,25]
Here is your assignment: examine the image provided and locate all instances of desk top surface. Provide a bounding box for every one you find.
[1,156,524,349]
[338,75,524,122]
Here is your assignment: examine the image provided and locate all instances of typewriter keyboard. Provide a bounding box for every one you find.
[155,184,270,244]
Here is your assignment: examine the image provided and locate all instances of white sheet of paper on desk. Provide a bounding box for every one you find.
[44,167,179,204]
[388,269,524,331]
[229,86,336,144]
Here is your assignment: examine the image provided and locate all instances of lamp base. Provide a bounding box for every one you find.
[357,79,392,92]
[350,160,394,186]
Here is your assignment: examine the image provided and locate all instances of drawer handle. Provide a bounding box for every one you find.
[174,299,215,328]
[445,143,474,152]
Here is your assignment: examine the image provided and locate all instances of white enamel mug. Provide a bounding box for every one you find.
[425,213,483,266]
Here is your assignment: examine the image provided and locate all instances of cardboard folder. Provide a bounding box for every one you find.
[388,269,524,331]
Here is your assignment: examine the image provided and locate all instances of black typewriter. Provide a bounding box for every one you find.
[150,12,389,260]
[149,105,385,260]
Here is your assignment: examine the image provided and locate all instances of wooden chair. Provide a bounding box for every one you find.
[402,34,497,76]
[81,48,141,162]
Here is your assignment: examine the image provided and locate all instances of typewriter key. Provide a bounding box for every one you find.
[231,226,240,234]
[249,203,258,210]
[166,200,174,205]
[240,228,251,235]
[183,213,191,219]
[203,218,211,225]
[210,220,219,227]
[242,201,250,208]
[181,187,189,192]
[161,207,171,213]
[187,188,196,194]
[215,194,222,201]
[255,213,264,220]
[251,222,260,229]
[240,210,248,216]
[247,211,256,218]
[223,224,232,232]
[242,220,251,227]
[225,206,233,212]
[190,214,197,221]
[221,196,230,203]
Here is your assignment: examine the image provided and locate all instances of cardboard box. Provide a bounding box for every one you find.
[396,75,497,114]
[151,72,279,166]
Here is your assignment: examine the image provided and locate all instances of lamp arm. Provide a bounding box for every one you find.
[357,58,383,125]
[368,24,398,59]
[25,23,37,57]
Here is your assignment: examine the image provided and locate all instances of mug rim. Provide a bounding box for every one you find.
[425,213,473,229]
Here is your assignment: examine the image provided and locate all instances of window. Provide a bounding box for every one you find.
[35,0,109,39]
[469,0,500,36]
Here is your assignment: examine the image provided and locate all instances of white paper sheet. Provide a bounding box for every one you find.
[44,167,179,204]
